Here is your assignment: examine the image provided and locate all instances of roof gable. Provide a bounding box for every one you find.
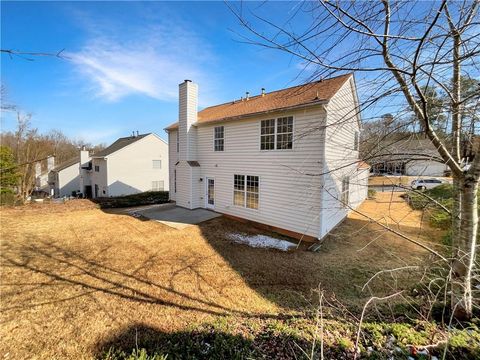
[93,133,151,158]
[165,73,352,130]
[52,157,79,172]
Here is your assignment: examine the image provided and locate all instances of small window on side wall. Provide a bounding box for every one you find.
[152,180,164,191]
[341,176,350,206]
[214,126,224,151]
[176,131,179,153]
[94,165,100,172]
[152,160,162,169]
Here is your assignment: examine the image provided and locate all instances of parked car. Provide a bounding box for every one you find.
[410,178,447,190]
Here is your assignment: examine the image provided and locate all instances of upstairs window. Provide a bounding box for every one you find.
[152,160,162,169]
[260,119,275,150]
[234,174,259,209]
[341,176,350,206]
[353,131,359,151]
[94,165,100,172]
[214,126,224,151]
[261,116,293,150]
[276,117,293,149]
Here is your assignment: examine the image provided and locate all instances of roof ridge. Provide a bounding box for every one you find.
[200,73,352,112]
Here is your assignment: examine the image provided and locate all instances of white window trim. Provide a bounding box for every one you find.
[353,131,359,151]
[176,131,179,153]
[259,116,295,151]
[152,180,165,191]
[341,176,350,207]
[232,174,260,211]
[205,176,216,208]
[213,125,225,152]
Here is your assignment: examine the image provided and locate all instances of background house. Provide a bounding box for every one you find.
[165,75,368,241]
[369,138,449,176]
[34,155,55,194]
[89,132,169,198]
[49,157,82,198]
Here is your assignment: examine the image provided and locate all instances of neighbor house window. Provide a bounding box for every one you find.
[214,126,224,151]
[152,180,164,191]
[261,116,293,150]
[341,176,350,206]
[353,131,359,151]
[94,165,100,172]
[152,160,162,169]
[234,174,259,209]
[176,131,179,153]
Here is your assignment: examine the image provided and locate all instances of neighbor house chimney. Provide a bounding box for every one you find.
[35,162,41,178]
[80,146,90,167]
[47,155,55,172]
[261,88,266,96]
[178,79,198,161]
[246,91,250,100]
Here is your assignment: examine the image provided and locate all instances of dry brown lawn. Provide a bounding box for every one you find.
[0,194,443,359]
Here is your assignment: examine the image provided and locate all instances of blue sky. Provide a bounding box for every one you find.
[1,1,311,145]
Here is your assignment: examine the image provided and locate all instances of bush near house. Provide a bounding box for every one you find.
[92,191,169,209]
[403,184,480,244]
[99,319,480,360]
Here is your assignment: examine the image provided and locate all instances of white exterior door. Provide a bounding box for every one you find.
[206,177,215,209]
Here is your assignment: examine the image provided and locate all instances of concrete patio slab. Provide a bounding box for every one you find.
[134,205,222,229]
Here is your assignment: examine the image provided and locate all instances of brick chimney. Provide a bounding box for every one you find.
[178,80,198,161]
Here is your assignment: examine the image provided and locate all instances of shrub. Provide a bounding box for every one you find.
[0,190,17,206]
[368,188,377,199]
[93,191,169,209]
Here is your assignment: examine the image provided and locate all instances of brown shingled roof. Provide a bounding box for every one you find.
[165,73,352,130]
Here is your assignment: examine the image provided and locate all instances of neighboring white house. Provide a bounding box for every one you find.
[34,155,55,194]
[370,138,449,176]
[90,133,169,198]
[49,157,82,197]
[165,74,369,241]
[49,147,92,197]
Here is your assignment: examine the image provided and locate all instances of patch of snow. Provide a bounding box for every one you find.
[228,233,297,251]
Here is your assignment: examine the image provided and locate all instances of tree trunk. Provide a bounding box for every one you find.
[451,176,479,319]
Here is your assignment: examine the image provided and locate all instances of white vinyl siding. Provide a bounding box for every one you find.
[320,77,363,238]
[194,107,325,238]
[105,134,169,197]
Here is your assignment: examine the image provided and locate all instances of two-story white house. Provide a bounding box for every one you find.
[49,133,169,198]
[90,133,169,198]
[165,74,369,242]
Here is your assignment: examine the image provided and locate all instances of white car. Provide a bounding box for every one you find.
[410,178,447,190]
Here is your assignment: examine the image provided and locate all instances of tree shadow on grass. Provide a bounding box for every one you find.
[0,235,296,320]
[194,213,439,317]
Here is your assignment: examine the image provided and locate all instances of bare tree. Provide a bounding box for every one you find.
[230,0,479,319]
